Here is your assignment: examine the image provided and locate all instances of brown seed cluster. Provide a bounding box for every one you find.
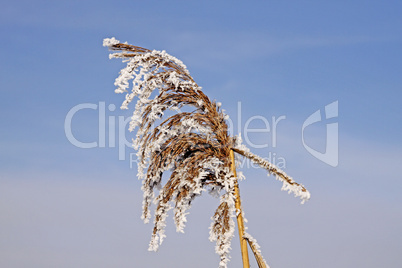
[105,39,238,264]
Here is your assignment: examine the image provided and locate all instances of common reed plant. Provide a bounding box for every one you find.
[103,37,310,268]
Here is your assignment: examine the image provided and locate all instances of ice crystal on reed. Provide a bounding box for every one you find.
[104,38,310,268]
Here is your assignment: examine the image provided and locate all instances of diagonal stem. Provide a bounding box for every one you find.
[230,149,250,268]
[244,237,267,268]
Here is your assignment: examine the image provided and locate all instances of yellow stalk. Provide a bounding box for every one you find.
[230,149,250,268]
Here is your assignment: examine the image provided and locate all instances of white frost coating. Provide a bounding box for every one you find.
[114,59,136,94]
[233,134,248,154]
[234,137,311,204]
[103,41,211,208]
[147,157,236,252]
[279,175,311,204]
[106,47,185,109]
[209,190,236,268]
[149,200,172,251]
[108,48,199,136]
[173,160,216,233]
[243,232,270,268]
[237,171,245,181]
[233,134,248,175]
[103,37,120,47]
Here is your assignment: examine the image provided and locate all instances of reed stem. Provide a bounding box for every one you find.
[230,149,250,268]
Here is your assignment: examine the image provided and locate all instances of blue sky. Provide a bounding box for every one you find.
[1,1,401,267]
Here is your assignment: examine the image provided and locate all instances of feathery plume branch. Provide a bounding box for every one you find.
[231,147,310,204]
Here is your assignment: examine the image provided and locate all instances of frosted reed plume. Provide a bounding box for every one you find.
[103,37,310,268]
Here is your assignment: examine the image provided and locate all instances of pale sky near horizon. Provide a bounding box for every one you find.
[1,1,401,267]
